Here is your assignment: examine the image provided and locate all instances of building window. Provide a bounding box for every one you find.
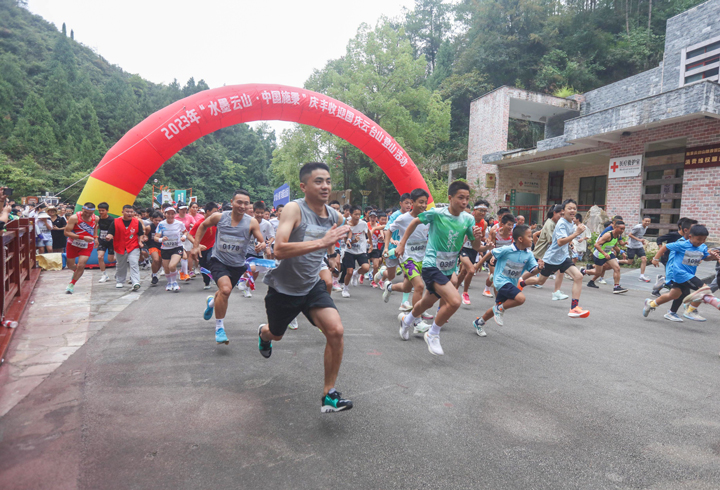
[681,36,720,86]
[578,175,606,206]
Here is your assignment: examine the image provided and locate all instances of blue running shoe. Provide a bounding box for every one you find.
[215,327,229,345]
[203,295,214,320]
[321,390,353,413]
[258,324,272,358]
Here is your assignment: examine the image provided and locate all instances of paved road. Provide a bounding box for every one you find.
[1,271,720,490]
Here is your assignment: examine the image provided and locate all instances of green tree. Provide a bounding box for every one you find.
[13,93,58,158]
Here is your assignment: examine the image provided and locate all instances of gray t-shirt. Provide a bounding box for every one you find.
[263,198,340,296]
[628,224,647,249]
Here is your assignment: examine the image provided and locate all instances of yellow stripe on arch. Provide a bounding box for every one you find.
[77,177,137,217]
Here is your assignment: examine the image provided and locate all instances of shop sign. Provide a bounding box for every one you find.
[517,178,540,191]
[608,155,642,178]
[685,143,720,169]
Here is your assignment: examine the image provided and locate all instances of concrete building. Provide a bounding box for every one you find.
[459,0,720,238]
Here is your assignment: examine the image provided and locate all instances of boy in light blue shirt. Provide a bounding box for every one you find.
[534,199,590,319]
[644,224,720,322]
[473,224,541,334]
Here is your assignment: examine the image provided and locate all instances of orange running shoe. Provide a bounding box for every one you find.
[568,306,590,318]
[179,272,190,282]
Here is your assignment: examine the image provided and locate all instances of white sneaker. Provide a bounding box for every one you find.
[413,321,431,334]
[115,282,123,289]
[373,268,385,284]
[166,282,172,291]
[398,314,410,340]
[342,287,350,298]
[382,282,393,303]
[399,301,412,311]
[243,288,252,298]
[99,272,109,283]
[203,284,212,290]
[639,274,651,283]
[683,308,706,322]
[492,304,504,326]
[288,317,299,330]
[473,317,487,337]
[549,274,556,280]
[424,332,444,356]
[597,277,607,285]
[421,311,434,320]
[238,280,247,291]
[552,290,569,301]
[172,282,180,292]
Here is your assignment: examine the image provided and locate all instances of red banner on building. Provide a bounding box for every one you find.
[685,143,720,169]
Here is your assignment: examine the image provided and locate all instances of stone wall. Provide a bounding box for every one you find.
[662,0,720,92]
[581,67,663,115]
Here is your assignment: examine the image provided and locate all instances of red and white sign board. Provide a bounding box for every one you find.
[608,155,642,178]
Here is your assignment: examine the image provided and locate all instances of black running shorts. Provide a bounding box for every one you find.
[208,257,247,287]
[540,258,573,277]
[265,280,337,337]
[421,266,452,298]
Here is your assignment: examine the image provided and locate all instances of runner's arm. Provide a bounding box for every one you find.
[191,213,222,255]
[651,244,667,266]
[273,202,349,260]
[64,215,83,240]
[250,218,265,253]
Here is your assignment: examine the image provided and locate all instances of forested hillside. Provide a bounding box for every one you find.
[272,0,705,206]
[0,0,276,205]
[0,0,705,207]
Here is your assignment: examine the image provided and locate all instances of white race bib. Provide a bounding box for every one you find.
[436,251,458,273]
[164,239,179,248]
[502,260,525,279]
[406,241,426,260]
[682,251,704,267]
[71,238,89,249]
[99,230,108,240]
[217,235,243,253]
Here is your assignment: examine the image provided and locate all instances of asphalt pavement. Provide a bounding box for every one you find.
[1,269,720,490]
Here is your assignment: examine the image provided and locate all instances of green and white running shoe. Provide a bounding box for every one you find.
[65,283,74,294]
[321,390,353,413]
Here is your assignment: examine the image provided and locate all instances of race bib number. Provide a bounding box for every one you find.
[407,241,426,256]
[99,230,108,240]
[217,235,243,253]
[682,251,704,267]
[436,251,458,272]
[503,260,525,279]
[71,238,89,249]
[164,239,179,248]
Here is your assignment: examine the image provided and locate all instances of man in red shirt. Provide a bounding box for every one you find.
[106,205,146,291]
[189,202,219,289]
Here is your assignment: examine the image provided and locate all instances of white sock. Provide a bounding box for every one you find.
[484,285,491,292]
[181,259,188,274]
[429,322,441,336]
[216,319,223,331]
[152,272,157,278]
[403,312,416,327]
[343,285,349,291]
[208,297,215,308]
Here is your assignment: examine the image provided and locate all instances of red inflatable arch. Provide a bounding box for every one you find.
[76,84,433,216]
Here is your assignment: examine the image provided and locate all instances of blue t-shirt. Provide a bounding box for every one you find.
[387,210,402,251]
[543,217,574,265]
[665,239,708,284]
[492,244,538,289]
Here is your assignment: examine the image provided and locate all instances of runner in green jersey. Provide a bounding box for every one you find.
[394,181,484,356]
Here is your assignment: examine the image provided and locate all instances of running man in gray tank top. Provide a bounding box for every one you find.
[259,162,355,413]
[192,189,264,345]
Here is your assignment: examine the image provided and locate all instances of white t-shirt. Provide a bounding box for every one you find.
[572,225,589,253]
[269,218,279,233]
[156,220,186,249]
[259,219,275,242]
[346,220,368,255]
[387,212,429,263]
